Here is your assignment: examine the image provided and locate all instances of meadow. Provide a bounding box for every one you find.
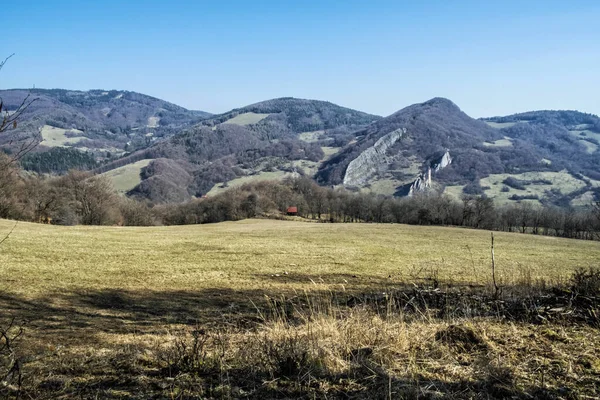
[1,219,599,398]
[101,158,155,194]
[222,112,270,126]
[39,125,85,148]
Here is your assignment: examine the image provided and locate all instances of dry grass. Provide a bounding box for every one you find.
[1,218,597,296]
[480,170,587,205]
[206,171,294,196]
[1,218,599,398]
[483,137,514,147]
[222,112,270,126]
[39,125,85,148]
[298,130,325,142]
[484,121,519,129]
[101,159,154,194]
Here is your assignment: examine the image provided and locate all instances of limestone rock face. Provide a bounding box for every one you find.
[408,175,430,196]
[433,150,452,172]
[343,128,406,187]
[407,150,452,197]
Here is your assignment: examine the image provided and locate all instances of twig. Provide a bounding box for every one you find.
[0,54,15,73]
[0,221,17,247]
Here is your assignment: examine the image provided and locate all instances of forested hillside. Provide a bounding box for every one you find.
[316,99,600,207]
[2,88,599,209]
[122,98,381,202]
[0,88,210,164]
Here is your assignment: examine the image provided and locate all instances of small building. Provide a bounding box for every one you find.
[286,206,298,216]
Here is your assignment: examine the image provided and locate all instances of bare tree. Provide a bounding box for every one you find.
[0,54,38,169]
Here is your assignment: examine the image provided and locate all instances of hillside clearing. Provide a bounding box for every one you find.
[298,130,325,142]
[100,159,154,194]
[206,171,293,196]
[39,125,85,148]
[147,116,160,128]
[222,112,270,126]
[321,146,341,159]
[480,170,587,204]
[483,137,513,147]
[484,121,518,129]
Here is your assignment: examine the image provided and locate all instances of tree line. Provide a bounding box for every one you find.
[1,161,598,239]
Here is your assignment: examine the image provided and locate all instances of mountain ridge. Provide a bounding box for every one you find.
[2,89,599,208]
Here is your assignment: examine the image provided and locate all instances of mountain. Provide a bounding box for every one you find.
[119,98,381,202]
[200,97,380,139]
[4,88,599,208]
[0,88,211,169]
[316,99,600,207]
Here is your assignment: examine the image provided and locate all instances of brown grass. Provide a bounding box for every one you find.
[1,218,599,398]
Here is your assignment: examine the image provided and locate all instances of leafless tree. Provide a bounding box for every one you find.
[0,54,38,169]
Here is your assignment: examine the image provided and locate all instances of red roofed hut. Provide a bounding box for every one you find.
[286,206,298,216]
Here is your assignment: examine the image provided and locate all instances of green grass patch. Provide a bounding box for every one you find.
[101,159,154,194]
[580,140,598,154]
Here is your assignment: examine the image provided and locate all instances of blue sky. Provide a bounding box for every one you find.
[2,0,599,117]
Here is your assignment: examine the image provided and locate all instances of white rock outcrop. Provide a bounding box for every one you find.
[407,150,452,196]
[433,150,452,172]
[343,128,406,187]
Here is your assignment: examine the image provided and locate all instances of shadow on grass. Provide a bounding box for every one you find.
[1,272,599,399]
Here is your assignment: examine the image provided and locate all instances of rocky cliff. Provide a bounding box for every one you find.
[343,128,406,187]
[407,150,452,196]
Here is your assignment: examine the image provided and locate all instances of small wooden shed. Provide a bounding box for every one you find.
[286,206,298,216]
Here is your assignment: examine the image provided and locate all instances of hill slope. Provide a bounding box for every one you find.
[316,99,600,207]
[0,88,211,164]
[123,98,381,202]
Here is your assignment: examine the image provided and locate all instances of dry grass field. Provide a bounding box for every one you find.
[1,219,599,398]
[222,112,270,126]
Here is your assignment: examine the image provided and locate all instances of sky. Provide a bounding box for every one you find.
[2,0,599,117]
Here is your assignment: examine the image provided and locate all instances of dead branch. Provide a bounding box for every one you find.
[0,318,23,393]
[0,221,17,247]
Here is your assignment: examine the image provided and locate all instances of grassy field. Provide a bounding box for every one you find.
[206,171,294,196]
[321,146,341,159]
[298,130,325,142]
[1,219,599,398]
[480,170,587,205]
[568,129,600,154]
[101,159,154,194]
[2,219,596,297]
[484,121,518,129]
[483,137,513,147]
[443,184,466,200]
[222,112,270,126]
[39,125,85,148]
